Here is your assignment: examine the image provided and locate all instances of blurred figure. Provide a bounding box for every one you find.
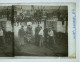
[48,27,54,48]
[2,27,6,44]
[25,25,32,44]
[0,27,3,47]
[44,27,49,47]
[39,27,44,47]
[52,27,56,44]
[18,26,25,46]
[35,25,41,46]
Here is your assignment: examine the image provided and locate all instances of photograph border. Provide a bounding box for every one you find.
[0,0,79,62]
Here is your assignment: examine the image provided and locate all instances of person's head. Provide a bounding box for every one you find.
[21,26,24,29]
[38,24,40,27]
[27,25,30,28]
[2,27,4,29]
[28,25,30,27]
[40,26,42,29]
[49,27,52,31]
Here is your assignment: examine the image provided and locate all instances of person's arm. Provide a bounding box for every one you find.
[18,29,21,37]
[38,30,41,35]
[52,31,53,36]
[1,30,3,36]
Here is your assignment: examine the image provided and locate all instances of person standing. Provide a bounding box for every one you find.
[48,27,54,48]
[44,27,49,47]
[35,25,41,46]
[2,27,6,45]
[18,26,25,46]
[39,27,44,47]
[25,25,33,44]
[0,27,4,47]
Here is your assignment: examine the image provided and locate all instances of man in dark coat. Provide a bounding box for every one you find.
[18,26,25,46]
[44,27,49,47]
[35,25,41,46]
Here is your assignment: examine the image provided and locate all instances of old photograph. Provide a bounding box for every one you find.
[14,5,68,56]
[0,6,14,57]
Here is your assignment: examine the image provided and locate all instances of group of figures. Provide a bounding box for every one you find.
[18,25,32,45]
[18,24,55,49]
[0,27,13,47]
[35,25,55,48]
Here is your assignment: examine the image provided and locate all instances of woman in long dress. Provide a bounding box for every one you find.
[18,26,25,46]
[25,25,32,44]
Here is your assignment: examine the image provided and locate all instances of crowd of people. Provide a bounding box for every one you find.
[18,24,55,49]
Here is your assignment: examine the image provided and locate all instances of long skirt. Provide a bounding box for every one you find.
[19,37,24,45]
[39,35,44,47]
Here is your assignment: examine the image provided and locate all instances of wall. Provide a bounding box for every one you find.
[6,21,12,32]
[57,21,66,33]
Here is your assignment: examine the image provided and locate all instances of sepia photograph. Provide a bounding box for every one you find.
[14,5,68,57]
[0,6,14,57]
[0,0,79,61]
[0,0,78,61]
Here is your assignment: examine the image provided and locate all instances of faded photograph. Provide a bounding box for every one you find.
[0,6,14,57]
[14,5,68,56]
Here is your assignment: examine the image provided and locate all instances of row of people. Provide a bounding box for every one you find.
[35,25,54,48]
[18,25,55,49]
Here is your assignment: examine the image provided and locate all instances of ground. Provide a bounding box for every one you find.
[0,32,68,57]
[15,32,68,57]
